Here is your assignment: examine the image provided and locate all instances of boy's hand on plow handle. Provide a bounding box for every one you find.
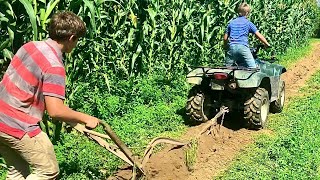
[85,116,100,129]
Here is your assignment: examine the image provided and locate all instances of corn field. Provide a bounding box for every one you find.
[0,0,319,179]
[0,0,318,80]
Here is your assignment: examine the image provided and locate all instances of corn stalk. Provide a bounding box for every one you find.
[0,0,318,145]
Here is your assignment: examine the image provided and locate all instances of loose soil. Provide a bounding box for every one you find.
[111,41,320,180]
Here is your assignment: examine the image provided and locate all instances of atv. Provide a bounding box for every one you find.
[186,45,286,129]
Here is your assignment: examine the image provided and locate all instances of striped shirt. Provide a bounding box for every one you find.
[225,16,258,47]
[0,38,65,139]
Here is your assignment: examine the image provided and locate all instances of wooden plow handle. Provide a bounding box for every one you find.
[98,121,145,175]
[68,121,144,175]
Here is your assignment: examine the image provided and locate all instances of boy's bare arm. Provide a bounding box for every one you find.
[223,33,229,49]
[255,32,270,47]
[44,96,99,129]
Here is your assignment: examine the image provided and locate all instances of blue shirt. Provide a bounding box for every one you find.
[225,16,258,47]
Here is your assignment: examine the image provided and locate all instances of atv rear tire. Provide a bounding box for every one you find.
[186,86,212,122]
[244,88,270,129]
[270,81,285,113]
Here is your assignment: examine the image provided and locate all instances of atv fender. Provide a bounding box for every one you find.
[237,71,270,88]
[237,72,282,102]
[186,67,210,85]
[258,60,286,76]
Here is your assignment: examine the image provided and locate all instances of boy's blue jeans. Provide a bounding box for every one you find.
[225,44,257,68]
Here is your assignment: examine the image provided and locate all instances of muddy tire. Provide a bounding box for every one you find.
[186,86,212,122]
[244,88,270,129]
[270,81,285,113]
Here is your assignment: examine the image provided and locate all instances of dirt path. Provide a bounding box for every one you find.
[282,43,320,99]
[112,41,320,180]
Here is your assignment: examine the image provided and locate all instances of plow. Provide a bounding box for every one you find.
[66,106,230,179]
[68,121,188,179]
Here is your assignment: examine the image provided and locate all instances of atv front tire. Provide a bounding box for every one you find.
[270,81,285,113]
[186,86,212,122]
[244,88,270,129]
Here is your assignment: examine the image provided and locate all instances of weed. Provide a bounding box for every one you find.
[185,138,199,172]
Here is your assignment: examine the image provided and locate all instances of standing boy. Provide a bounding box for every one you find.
[0,11,100,179]
[224,2,270,68]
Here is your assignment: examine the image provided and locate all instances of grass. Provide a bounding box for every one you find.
[278,38,320,68]
[185,138,199,171]
[216,40,320,180]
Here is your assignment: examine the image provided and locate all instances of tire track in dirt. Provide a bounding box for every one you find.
[111,41,320,180]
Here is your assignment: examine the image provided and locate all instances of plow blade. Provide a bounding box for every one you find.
[142,137,189,167]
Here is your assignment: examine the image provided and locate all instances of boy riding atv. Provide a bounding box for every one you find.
[185,4,286,129]
[224,3,270,68]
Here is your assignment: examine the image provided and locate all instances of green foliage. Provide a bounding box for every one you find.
[0,159,6,179]
[0,0,319,179]
[0,1,15,73]
[216,69,320,179]
[1,0,318,79]
[0,0,61,73]
[314,6,320,37]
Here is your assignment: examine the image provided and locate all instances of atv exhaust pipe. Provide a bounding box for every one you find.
[228,81,237,89]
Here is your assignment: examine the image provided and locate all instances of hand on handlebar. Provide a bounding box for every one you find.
[264,43,271,49]
[256,44,270,50]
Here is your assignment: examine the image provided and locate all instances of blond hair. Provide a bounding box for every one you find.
[238,3,251,16]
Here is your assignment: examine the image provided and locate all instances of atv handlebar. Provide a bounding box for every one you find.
[251,44,278,63]
[251,44,270,58]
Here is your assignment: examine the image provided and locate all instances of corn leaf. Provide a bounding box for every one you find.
[19,0,38,40]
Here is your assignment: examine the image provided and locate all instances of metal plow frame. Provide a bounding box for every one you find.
[68,121,188,179]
